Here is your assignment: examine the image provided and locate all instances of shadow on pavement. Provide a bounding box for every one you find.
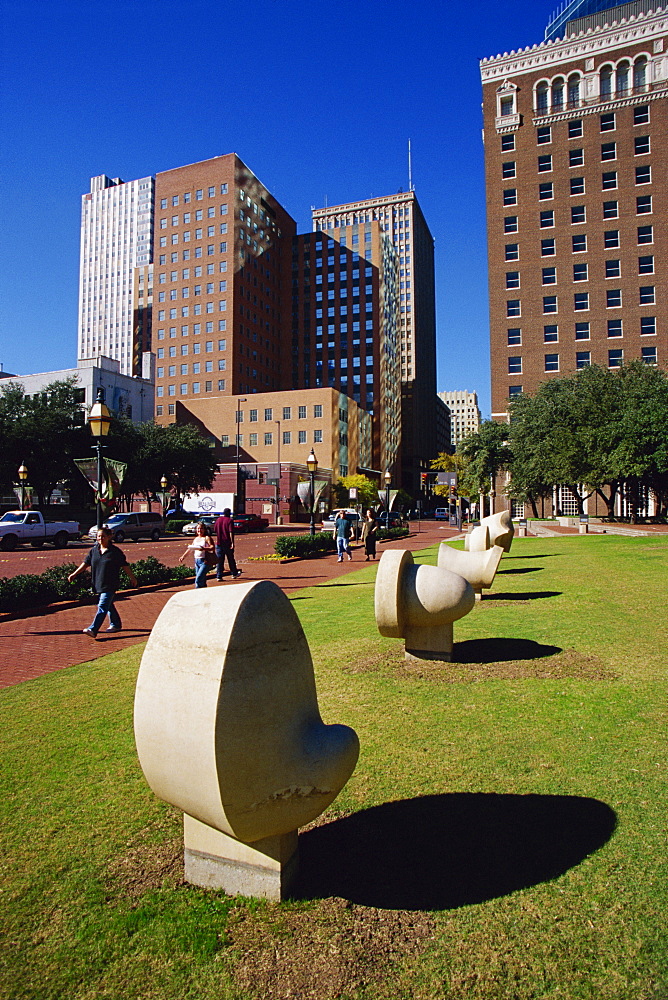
[453,637,561,662]
[295,793,616,910]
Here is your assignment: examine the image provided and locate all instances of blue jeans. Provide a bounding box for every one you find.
[194,557,209,588]
[337,536,351,559]
[90,591,121,633]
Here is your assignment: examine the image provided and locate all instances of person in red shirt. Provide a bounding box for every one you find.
[213,508,242,581]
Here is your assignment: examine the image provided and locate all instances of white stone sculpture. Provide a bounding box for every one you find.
[438,542,505,600]
[466,510,514,553]
[375,549,475,661]
[134,580,359,900]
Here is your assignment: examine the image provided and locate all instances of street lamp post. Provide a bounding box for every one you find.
[307,449,318,536]
[17,464,28,511]
[235,397,247,514]
[88,388,112,529]
[158,475,170,518]
[384,470,392,518]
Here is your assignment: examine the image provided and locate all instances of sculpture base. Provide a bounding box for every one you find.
[404,623,453,661]
[183,814,299,900]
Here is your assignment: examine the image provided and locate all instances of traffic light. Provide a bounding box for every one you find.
[421,473,427,488]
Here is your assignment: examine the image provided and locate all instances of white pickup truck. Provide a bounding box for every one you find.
[0,511,80,551]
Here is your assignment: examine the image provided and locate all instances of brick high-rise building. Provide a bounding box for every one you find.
[312,191,438,494]
[152,154,296,418]
[481,2,667,420]
[78,174,154,376]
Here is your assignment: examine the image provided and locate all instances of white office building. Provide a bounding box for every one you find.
[77,174,155,376]
[438,390,481,448]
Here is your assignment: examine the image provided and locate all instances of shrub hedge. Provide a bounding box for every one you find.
[166,519,192,533]
[274,532,338,559]
[0,557,192,614]
[377,526,410,542]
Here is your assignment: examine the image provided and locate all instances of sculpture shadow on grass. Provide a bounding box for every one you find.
[295,793,616,911]
[496,567,541,575]
[452,637,561,663]
[485,591,562,601]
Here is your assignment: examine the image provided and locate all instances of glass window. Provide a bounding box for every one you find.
[542,267,557,284]
[634,105,649,125]
[608,349,623,368]
[504,216,518,233]
[282,406,291,420]
[503,188,517,205]
[544,354,559,372]
[638,225,653,245]
[576,351,591,368]
[604,230,620,249]
[642,346,657,365]
[574,292,589,311]
[601,142,616,160]
[538,155,552,172]
[605,259,620,278]
[298,430,307,444]
[508,356,522,374]
[572,234,587,253]
[508,385,523,398]
[640,317,656,335]
[314,430,322,443]
[507,328,522,345]
[544,324,558,342]
[541,238,556,256]
[600,112,615,132]
[573,262,588,281]
[314,404,323,418]
[571,205,586,223]
[264,408,273,420]
[607,319,623,337]
[639,286,655,305]
[575,322,590,340]
[506,299,521,317]
[607,289,622,308]
[298,405,307,419]
[264,432,273,446]
[602,201,618,220]
[537,126,551,144]
[635,135,650,155]
[543,295,558,313]
[570,177,585,195]
[502,161,516,178]
[501,134,515,151]
[505,243,519,261]
[637,195,652,214]
[602,171,617,190]
[569,148,584,167]
[540,210,554,228]
[638,256,654,274]
[635,165,651,185]
[539,182,553,200]
[568,119,583,138]
[505,271,520,289]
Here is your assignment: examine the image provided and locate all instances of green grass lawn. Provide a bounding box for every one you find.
[1,535,667,999]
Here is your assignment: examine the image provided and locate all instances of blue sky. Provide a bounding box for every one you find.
[0,0,551,417]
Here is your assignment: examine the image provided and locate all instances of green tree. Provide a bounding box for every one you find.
[332,474,379,510]
[458,421,513,498]
[429,452,469,497]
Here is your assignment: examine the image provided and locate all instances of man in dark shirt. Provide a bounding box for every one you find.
[213,508,242,581]
[68,527,137,638]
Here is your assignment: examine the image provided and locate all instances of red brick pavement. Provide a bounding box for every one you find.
[0,523,458,690]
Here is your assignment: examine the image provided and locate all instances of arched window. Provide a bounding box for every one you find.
[600,65,613,98]
[634,57,647,91]
[536,82,549,113]
[552,78,564,111]
[568,74,580,108]
[616,61,630,95]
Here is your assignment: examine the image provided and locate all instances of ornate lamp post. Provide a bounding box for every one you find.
[88,388,112,529]
[158,475,170,517]
[384,469,392,517]
[17,464,28,511]
[307,449,318,536]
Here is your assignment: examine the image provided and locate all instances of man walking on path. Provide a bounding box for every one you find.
[214,508,242,581]
[68,527,138,638]
[333,511,353,562]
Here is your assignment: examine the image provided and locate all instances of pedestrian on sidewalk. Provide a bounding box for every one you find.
[179,522,216,588]
[333,511,353,562]
[214,508,243,580]
[68,526,138,639]
[361,509,378,560]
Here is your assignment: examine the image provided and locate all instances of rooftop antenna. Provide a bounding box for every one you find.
[408,139,414,192]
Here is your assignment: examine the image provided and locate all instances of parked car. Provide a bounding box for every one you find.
[233,513,269,533]
[0,510,79,551]
[182,516,217,535]
[321,510,362,535]
[377,511,407,529]
[434,508,449,520]
[87,512,164,543]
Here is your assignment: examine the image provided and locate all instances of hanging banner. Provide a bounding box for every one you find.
[377,488,399,510]
[74,458,127,503]
[13,486,34,510]
[297,479,327,511]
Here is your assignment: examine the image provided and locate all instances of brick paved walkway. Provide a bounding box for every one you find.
[0,523,457,690]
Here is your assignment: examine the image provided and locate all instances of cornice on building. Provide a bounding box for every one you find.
[480,5,667,82]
